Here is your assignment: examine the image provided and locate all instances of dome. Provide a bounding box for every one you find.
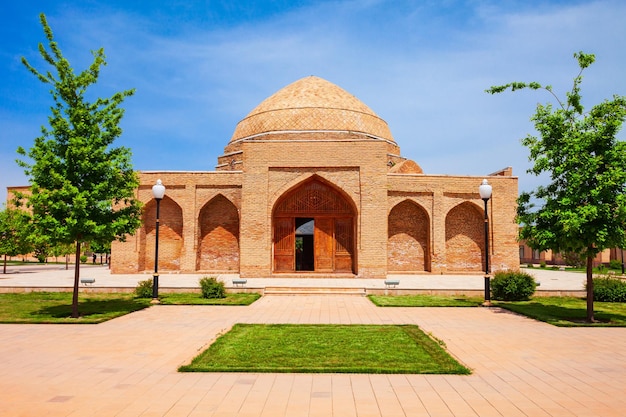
[229,76,394,143]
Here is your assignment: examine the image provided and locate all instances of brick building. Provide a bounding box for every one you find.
[111,76,520,278]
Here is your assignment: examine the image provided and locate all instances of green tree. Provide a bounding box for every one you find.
[487,52,626,322]
[0,206,33,274]
[90,240,111,264]
[51,241,75,269]
[18,14,143,318]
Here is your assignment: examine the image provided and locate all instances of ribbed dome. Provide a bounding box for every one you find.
[229,76,394,143]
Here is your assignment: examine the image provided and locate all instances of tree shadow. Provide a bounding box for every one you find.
[496,301,626,326]
[33,298,150,320]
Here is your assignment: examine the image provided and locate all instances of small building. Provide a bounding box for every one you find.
[106,76,520,277]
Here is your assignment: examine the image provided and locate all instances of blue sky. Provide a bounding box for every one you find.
[2,0,626,198]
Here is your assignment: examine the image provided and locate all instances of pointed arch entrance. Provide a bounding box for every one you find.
[273,178,356,274]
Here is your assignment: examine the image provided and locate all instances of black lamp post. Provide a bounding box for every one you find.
[152,179,166,303]
[479,179,493,306]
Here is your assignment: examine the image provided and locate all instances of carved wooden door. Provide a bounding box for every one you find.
[274,217,294,271]
[334,217,353,272]
[314,217,334,271]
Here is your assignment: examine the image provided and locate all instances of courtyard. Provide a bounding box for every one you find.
[0,267,625,416]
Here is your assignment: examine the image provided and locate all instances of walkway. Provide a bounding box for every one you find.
[0,264,587,294]
[1,266,624,416]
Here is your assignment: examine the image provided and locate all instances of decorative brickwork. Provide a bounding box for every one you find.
[445,202,484,272]
[140,196,184,271]
[107,76,520,277]
[197,195,239,272]
[388,200,430,272]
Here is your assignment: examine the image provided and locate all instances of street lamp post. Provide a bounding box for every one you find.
[152,179,166,304]
[479,179,493,306]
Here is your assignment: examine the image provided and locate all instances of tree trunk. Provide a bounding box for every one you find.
[3,254,6,274]
[71,241,81,318]
[586,253,595,323]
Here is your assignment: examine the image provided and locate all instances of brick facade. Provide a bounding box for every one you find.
[110,76,520,277]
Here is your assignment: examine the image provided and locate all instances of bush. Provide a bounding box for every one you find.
[491,270,538,301]
[609,260,623,270]
[539,261,547,269]
[80,255,88,263]
[200,276,226,299]
[591,277,626,302]
[135,279,153,298]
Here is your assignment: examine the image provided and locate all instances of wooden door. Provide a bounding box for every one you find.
[334,217,353,272]
[274,217,294,271]
[314,217,334,271]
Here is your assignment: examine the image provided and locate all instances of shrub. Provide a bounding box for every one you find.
[491,270,538,301]
[591,276,626,302]
[609,260,622,270]
[80,255,88,263]
[135,279,153,298]
[200,276,226,299]
[539,261,547,268]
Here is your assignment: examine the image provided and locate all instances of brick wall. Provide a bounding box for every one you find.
[388,200,430,271]
[197,194,239,271]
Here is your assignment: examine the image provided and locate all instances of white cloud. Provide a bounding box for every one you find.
[3,0,626,197]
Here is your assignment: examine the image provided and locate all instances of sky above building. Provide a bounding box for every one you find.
[2,0,625,199]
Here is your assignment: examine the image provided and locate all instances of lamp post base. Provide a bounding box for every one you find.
[151,273,160,304]
[482,274,492,307]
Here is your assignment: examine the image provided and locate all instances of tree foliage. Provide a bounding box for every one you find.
[18,13,143,317]
[487,52,626,322]
[0,206,33,273]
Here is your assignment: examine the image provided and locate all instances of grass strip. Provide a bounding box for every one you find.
[368,294,483,307]
[159,292,260,305]
[179,323,470,374]
[494,297,626,327]
[0,292,151,324]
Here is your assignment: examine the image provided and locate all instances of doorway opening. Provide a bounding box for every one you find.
[295,218,314,271]
[273,177,355,274]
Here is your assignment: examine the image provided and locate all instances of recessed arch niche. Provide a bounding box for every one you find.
[140,196,184,271]
[387,200,430,272]
[197,194,240,271]
[272,177,356,274]
[445,202,484,272]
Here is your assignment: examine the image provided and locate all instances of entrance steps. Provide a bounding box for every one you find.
[263,286,366,296]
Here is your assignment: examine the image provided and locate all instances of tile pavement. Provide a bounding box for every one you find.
[0,267,624,416]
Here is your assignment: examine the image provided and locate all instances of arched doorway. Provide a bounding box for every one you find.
[273,178,356,274]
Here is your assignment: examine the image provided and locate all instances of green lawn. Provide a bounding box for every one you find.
[368,294,483,307]
[0,292,152,324]
[179,323,470,374]
[494,297,626,327]
[369,293,626,327]
[0,292,261,323]
[159,292,260,305]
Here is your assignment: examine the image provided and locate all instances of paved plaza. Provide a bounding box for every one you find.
[1,267,625,416]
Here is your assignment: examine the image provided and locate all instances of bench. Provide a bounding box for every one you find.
[232,278,247,287]
[384,279,400,288]
[80,278,96,286]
